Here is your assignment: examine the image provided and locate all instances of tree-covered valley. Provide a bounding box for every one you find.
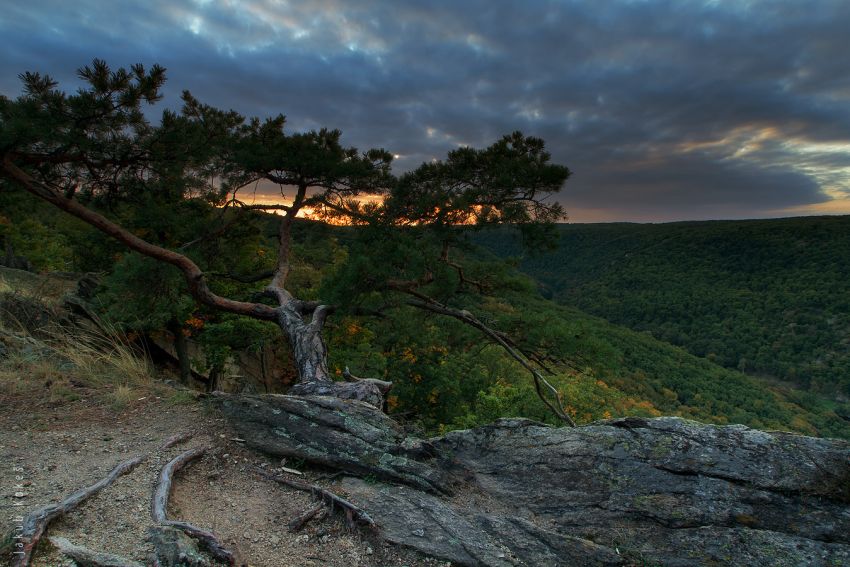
[4,198,850,439]
[3,61,850,566]
[477,217,850,400]
[1,60,849,441]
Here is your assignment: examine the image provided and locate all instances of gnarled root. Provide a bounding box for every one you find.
[151,448,235,565]
[48,536,145,567]
[252,466,376,530]
[288,503,326,533]
[158,431,195,450]
[11,455,145,567]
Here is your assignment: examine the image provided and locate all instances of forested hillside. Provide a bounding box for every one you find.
[3,63,848,443]
[4,205,850,439]
[478,216,850,398]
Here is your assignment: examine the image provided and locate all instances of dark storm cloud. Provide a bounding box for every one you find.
[2,0,850,221]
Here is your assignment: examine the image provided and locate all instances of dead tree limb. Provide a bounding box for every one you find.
[252,467,376,530]
[158,431,195,451]
[13,455,145,567]
[440,240,486,293]
[151,447,234,565]
[399,292,576,427]
[48,536,145,567]
[343,366,393,396]
[288,503,326,532]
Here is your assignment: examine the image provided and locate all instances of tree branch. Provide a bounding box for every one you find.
[268,183,307,296]
[440,241,486,293]
[1,157,277,322]
[233,201,293,212]
[177,201,241,251]
[398,291,575,426]
[310,304,335,330]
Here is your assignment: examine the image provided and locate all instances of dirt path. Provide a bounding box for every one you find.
[1,389,448,566]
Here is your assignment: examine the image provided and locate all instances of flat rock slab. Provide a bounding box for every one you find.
[216,394,448,493]
[220,396,850,566]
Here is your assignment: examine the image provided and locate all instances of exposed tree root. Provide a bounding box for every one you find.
[158,431,195,451]
[342,366,393,399]
[151,448,206,524]
[288,503,326,532]
[12,455,145,567]
[151,447,235,565]
[252,466,376,530]
[48,535,145,567]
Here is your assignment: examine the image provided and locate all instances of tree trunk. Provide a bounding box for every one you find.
[276,304,390,407]
[3,160,390,406]
[168,321,192,385]
[277,306,330,383]
[206,363,220,393]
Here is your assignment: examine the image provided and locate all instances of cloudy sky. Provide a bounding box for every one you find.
[2,0,849,222]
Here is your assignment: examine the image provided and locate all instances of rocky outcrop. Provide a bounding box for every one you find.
[219,395,850,566]
[217,393,447,494]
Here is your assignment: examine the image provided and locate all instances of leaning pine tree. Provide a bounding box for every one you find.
[0,60,573,423]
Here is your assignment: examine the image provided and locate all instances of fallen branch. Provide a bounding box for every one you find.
[252,467,376,529]
[13,455,145,567]
[48,536,145,567]
[288,503,326,532]
[159,431,195,451]
[151,447,235,565]
[343,366,393,395]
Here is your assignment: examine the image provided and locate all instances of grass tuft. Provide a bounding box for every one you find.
[167,389,197,406]
[0,318,156,412]
[108,384,137,411]
[45,321,153,387]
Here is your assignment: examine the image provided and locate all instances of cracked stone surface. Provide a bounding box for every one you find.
[216,394,448,493]
[221,396,850,566]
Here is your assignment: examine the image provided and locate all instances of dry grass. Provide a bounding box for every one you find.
[0,266,78,301]
[0,319,157,412]
[108,383,137,410]
[46,321,153,387]
[0,268,165,411]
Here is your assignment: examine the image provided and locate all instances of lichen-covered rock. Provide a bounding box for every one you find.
[148,525,211,567]
[215,394,448,493]
[220,395,850,566]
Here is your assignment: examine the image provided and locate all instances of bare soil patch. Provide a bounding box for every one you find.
[1,387,447,566]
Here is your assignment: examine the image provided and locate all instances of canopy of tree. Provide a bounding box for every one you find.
[0,59,577,423]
